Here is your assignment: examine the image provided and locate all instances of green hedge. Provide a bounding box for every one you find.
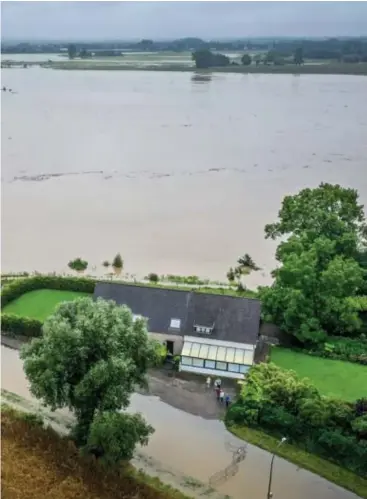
[1,314,43,337]
[226,363,367,477]
[1,275,96,337]
[1,275,95,308]
[304,337,367,365]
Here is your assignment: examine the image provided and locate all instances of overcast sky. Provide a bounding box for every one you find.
[2,1,367,41]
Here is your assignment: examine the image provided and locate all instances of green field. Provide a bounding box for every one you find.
[3,289,91,321]
[271,347,367,401]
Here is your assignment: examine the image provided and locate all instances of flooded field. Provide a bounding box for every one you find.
[1,345,361,499]
[2,69,367,288]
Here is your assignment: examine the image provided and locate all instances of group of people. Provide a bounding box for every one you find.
[206,376,231,408]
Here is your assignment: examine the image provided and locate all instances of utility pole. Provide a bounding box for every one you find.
[267,437,287,499]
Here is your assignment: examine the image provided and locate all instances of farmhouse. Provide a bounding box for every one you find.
[94,282,261,380]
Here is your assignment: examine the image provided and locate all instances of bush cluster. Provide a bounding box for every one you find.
[1,276,96,337]
[305,337,367,365]
[226,363,367,477]
[68,258,88,272]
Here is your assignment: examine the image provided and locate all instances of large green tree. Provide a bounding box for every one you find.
[265,183,367,257]
[261,184,366,343]
[21,297,157,460]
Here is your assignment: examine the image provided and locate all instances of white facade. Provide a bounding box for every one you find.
[179,335,255,380]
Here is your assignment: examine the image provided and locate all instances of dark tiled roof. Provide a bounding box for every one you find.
[94,282,261,345]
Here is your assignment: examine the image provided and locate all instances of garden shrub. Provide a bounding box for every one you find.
[226,363,367,477]
[305,336,367,365]
[147,273,159,283]
[1,314,43,337]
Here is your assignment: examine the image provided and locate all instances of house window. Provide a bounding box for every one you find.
[239,365,249,374]
[190,343,200,357]
[181,342,193,356]
[228,363,240,373]
[181,356,192,366]
[234,349,245,364]
[216,361,227,371]
[198,344,209,359]
[208,345,218,360]
[216,347,227,362]
[170,318,181,329]
[225,348,235,363]
[204,359,216,369]
[192,358,204,368]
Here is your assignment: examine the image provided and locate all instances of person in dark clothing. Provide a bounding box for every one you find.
[225,394,231,408]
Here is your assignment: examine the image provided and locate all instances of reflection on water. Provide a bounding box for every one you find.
[1,345,360,499]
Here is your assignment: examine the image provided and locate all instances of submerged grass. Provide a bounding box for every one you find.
[1,405,193,499]
[227,424,367,499]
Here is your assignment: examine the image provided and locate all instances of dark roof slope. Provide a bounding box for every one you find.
[94,282,261,345]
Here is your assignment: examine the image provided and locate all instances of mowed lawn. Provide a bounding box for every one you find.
[271,347,367,402]
[3,289,91,321]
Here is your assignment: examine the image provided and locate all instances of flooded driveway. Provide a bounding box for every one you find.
[1,345,360,499]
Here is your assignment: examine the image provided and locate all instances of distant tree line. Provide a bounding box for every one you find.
[2,37,367,63]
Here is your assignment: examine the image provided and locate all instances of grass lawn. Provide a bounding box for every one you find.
[271,347,367,402]
[2,289,91,321]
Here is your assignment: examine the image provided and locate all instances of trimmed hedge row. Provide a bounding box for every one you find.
[1,276,96,338]
[1,314,43,338]
[304,337,367,365]
[1,275,95,308]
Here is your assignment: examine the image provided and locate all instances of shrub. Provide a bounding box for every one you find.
[148,273,159,283]
[306,337,367,365]
[1,314,42,337]
[112,253,123,269]
[68,258,88,272]
[230,363,367,477]
[102,260,110,267]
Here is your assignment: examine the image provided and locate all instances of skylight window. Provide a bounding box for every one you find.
[170,318,181,329]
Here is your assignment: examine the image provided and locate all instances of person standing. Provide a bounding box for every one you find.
[219,389,225,404]
[206,376,211,390]
[215,385,221,401]
[225,394,231,408]
[215,378,222,389]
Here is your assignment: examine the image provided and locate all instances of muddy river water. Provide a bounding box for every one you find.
[2,69,367,288]
[1,345,360,499]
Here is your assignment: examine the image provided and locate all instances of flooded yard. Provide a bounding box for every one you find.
[1,345,360,499]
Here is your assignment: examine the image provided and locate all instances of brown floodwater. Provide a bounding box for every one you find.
[1,345,360,499]
[2,69,367,288]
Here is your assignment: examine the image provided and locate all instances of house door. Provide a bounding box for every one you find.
[166,340,174,355]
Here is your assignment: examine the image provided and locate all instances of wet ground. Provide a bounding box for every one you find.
[138,368,237,420]
[1,342,362,499]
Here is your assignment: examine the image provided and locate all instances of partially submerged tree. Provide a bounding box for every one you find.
[68,257,88,272]
[237,254,261,273]
[241,53,252,66]
[112,253,123,269]
[21,297,157,462]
